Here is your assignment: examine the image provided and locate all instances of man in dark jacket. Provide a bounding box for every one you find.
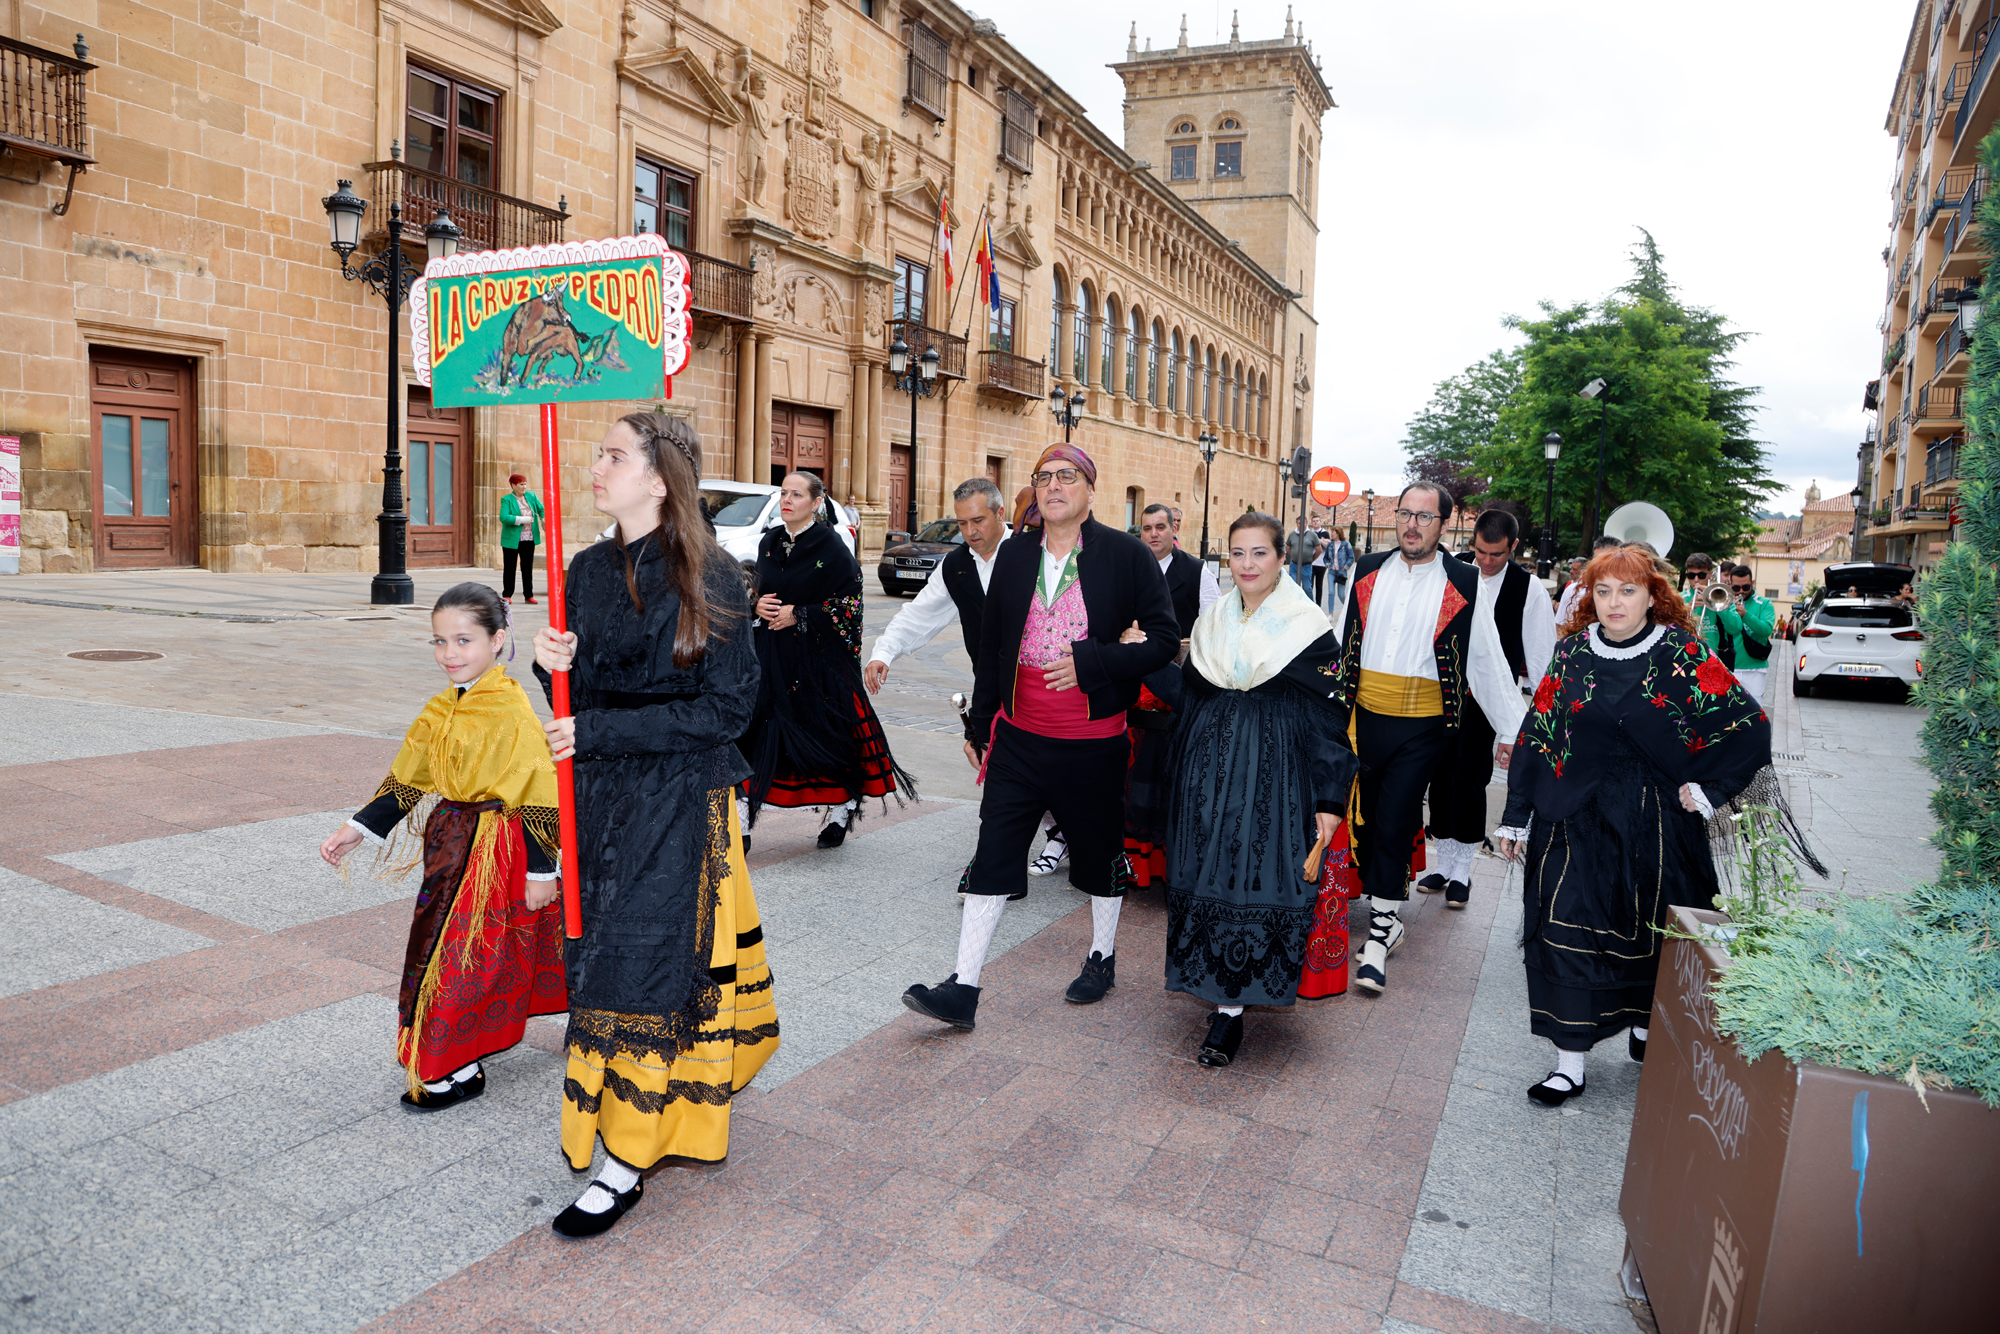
[904,444,1179,1030]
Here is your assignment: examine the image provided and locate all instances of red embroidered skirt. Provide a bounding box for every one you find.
[761,688,902,808]
[1298,821,1364,998]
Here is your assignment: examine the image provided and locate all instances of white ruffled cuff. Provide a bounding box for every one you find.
[1492,822,1531,844]
[345,818,386,846]
[525,871,559,882]
[1685,782,1714,819]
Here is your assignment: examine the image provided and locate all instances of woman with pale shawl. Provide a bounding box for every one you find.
[1156,511,1358,1067]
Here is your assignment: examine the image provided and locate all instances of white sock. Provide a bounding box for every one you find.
[955,895,1007,987]
[1217,1004,1243,1017]
[1368,895,1402,923]
[736,795,750,830]
[827,800,857,829]
[1549,1049,1586,1084]
[422,1060,480,1094]
[422,1076,454,1093]
[1632,1027,1649,1042]
[1090,896,1122,958]
[574,1156,642,1214]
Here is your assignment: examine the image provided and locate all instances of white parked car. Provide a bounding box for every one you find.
[1792,597,1923,696]
[599,480,857,571]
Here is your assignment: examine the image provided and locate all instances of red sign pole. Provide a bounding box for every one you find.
[537,402,583,940]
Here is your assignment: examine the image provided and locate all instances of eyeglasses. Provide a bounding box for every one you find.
[1031,468,1084,487]
[1392,510,1441,526]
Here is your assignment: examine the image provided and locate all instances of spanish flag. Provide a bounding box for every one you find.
[937,192,953,296]
[973,215,999,308]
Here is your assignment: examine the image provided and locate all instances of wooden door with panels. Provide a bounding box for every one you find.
[769,403,832,485]
[89,349,197,569]
[406,387,471,566]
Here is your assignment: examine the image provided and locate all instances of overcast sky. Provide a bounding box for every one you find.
[974,0,1913,516]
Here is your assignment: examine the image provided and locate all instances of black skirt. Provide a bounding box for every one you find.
[1519,734,1718,1050]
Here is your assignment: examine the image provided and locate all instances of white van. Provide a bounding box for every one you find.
[699,480,858,571]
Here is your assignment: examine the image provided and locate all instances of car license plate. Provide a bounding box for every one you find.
[1833,663,1886,676]
[897,568,929,579]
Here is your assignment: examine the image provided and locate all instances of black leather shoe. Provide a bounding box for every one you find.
[902,975,980,1029]
[1444,880,1471,909]
[1064,951,1116,1004]
[1415,873,1447,894]
[1527,1072,1585,1106]
[399,1068,485,1112]
[1197,1012,1244,1067]
[817,820,848,849]
[551,1177,644,1239]
[1629,1030,1647,1063]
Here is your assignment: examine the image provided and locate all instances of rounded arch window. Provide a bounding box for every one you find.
[1173,120,1196,135]
[1220,117,1240,130]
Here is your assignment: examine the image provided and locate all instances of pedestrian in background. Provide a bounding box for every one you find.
[532,412,777,1239]
[1495,545,1770,1107]
[319,582,567,1113]
[501,473,545,604]
[1309,524,1330,606]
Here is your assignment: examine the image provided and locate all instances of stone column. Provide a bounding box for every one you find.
[863,361,884,503]
[734,329,757,484]
[838,357,867,503]
[753,332,775,483]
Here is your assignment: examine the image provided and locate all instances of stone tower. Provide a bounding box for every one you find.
[1112,9,1333,455]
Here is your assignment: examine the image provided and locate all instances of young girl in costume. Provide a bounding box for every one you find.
[319,581,569,1110]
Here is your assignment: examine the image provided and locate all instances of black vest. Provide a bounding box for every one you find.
[1334,550,1483,734]
[1161,548,1203,638]
[1492,560,1532,683]
[939,543,989,663]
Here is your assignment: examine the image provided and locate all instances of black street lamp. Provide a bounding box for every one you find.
[1361,487,1376,553]
[1538,431,1562,578]
[887,334,940,536]
[1578,376,1609,545]
[1048,384,1085,442]
[322,179,461,604]
[1197,430,1218,558]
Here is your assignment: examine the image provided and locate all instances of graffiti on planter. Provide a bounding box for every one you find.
[1688,1039,1750,1159]
[1698,1214,1745,1334]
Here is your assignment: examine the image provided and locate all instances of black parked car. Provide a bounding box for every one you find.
[877,518,966,597]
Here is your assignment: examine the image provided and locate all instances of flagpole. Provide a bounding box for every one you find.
[942,201,988,342]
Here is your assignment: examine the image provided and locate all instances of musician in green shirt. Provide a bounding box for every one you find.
[499,473,544,604]
[1714,562,1776,705]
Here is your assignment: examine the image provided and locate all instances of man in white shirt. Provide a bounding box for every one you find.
[1140,503,1220,636]
[1420,509,1556,906]
[865,477,1009,693]
[1330,483,1527,996]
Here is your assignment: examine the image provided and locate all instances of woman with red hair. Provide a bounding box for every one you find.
[1494,545,1770,1106]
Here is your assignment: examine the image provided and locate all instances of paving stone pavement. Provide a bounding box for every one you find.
[0,572,1935,1334]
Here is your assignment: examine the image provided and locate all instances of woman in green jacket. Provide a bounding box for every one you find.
[501,473,545,604]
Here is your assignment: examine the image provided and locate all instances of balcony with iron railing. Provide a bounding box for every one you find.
[1943,169,1989,255]
[1916,380,1963,422]
[1000,118,1034,174]
[361,159,567,254]
[0,34,95,213]
[685,249,753,322]
[976,348,1045,399]
[905,23,949,122]
[1927,435,1965,485]
[1922,271,1974,324]
[1883,331,1909,374]
[1956,15,2000,144]
[885,318,967,379]
[1927,166,1979,228]
[1934,314,1974,383]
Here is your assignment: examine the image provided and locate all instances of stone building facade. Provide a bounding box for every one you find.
[0,0,1328,573]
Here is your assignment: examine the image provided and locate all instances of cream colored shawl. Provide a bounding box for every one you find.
[1188,572,1333,691]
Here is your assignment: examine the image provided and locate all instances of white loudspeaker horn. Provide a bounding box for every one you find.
[1601,501,1675,557]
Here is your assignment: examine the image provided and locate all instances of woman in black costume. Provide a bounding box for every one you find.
[1496,543,1770,1106]
[1159,512,1356,1067]
[532,413,778,1239]
[743,470,912,848]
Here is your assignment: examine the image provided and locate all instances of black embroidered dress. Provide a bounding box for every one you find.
[1159,631,1358,1007]
[743,518,912,817]
[1500,621,1770,1050]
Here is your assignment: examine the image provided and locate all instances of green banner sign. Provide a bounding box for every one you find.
[411,235,691,406]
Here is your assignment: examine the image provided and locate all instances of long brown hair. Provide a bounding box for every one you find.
[1558,544,1698,638]
[612,412,732,666]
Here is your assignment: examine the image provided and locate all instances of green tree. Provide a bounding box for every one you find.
[1467,234,1773,561]
[1401,348,1520,509]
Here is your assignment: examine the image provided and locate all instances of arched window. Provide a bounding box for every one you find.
[1257,372,1269,438]
[1126,310,1141,398]
[1232,360,1244,431]
[1169,331,1183,413]
[1102,297,1116,389]
[1073,282,1090,383]
[1204,348,1216,421]
[1049,271,1064,369]
[1148,319,1162,404]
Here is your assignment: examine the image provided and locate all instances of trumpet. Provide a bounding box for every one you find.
[1703,583,1736,613]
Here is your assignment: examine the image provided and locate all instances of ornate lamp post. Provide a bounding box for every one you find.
[1047,384,1085,442]
[1539,431,1563,578]
[1197,430,1218,558]
[887,334,940,536]
[321,180,461,604]
[1361,487,1376,553]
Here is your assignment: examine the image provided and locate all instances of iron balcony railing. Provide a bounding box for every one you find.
[1935,315,1974,375]
[977,348,1045,397]
[0,34,92,166]
[1883,332,1908,374]
[686,249,752,322]
[885,318,967,380]
[1927,436,1964,485]
[1001,118,1034,173]
[1943,170,1988,255]
[1955,16,2000,143]
[905,22,949,122]
[361,160,567,254]
[1916,381,1962,420]
[1933,61,1972,136]
[1927,166,1978,227]
[1921,272,1972,321]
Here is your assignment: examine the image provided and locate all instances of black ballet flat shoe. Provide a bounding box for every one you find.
[902,975,980,1030]
[1064,951,1116,1004]
[399,1069,485,1112]
[1527,1072,1585,1106]
[1197,1012,1244,1067]
[1415,873,1447,894]
[1444,880,1471,909]
[1629,1030,1647,1063]
[817,820,848,849]
[551,1177,644,1239]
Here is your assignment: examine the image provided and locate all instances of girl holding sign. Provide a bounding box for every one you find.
[533,412,778,1239]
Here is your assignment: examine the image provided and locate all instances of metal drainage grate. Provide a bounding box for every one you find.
[67,650,164,662]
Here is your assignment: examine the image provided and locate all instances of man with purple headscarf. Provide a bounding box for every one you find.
[902,443,1180,1029]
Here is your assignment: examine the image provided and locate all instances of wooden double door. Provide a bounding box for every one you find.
[406,387,472,567]
[769,403,832,486]
[90,350,198,568]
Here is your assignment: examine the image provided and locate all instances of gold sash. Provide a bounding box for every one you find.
[1356,669,1443,718]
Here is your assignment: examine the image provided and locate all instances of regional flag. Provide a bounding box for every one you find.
[974,216,999,308]
[937,193,954,296]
